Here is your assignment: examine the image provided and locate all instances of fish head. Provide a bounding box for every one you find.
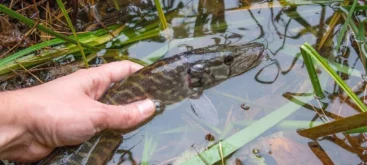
[227,42,266,77]
[187,42,266,88]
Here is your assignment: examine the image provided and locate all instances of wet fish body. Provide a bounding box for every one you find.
[102,43,265,106]
[39,42,265,165]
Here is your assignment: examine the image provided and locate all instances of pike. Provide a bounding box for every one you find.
[39,42,266,165]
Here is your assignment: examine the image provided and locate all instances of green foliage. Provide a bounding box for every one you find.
[345,126,367,134]
[300,46,324,98]
[141,136,158,165]
[335,0,357,51]
[56,0,89,67]
[297,43,367,139]
[301,43,367,112]
[153,0,168,30]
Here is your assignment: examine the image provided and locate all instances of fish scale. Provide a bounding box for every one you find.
[38,42,265,165]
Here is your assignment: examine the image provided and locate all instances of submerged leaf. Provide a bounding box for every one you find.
[335,0,358,51]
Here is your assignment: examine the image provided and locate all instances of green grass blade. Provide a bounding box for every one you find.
[233,120,324,130]
[282,0,343,5]
[0,26,157,75]
[141,136,158,165]
[121,28,160,46]
[342,5,367,11]
[0,25,117,69]
[345,126,367,134]
[272,43,363,78]
[0,4,97,51]
[0,39,64,66]
[112,0,120,10]
[153,0,168,30]
[356,19,367,68]
[339,11,367,70]
[357,19,365,42]
[335,0,358,50]
[56,0,88,68]
[301,43,367,112]
[300,48,324,98]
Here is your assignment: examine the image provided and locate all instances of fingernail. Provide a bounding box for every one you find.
[138,99,156,118]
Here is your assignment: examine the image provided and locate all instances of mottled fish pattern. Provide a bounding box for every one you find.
[38,42,265,165]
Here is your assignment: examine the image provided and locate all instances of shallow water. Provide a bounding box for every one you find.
[94,0,367,164]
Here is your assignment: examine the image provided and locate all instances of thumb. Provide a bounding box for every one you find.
[98,99,156,130]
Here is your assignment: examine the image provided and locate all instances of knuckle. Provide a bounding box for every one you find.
[96,104,112,128]
[95,112,108,131]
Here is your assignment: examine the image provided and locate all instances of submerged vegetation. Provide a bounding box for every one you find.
[1,0,367,164]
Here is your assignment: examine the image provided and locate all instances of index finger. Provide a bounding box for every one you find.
[94,60,143,83]
[78,60,143,99]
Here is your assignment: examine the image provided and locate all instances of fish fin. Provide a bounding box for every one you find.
[189,93,219,125]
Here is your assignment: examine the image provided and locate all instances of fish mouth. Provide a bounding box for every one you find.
[244,47,267,71]
[256,41,268,61]
[257,47,267,61]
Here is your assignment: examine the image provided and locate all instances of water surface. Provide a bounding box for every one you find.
[102,0,366,164]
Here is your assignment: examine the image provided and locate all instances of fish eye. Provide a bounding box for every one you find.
[224,56,234,65]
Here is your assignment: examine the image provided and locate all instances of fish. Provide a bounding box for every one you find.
[38,42,266,165]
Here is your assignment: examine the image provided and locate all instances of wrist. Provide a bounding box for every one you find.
[0,90,33,158]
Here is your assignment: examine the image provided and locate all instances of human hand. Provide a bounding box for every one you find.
[0,61,156,162]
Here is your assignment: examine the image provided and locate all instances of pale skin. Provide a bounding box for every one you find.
[0,61,156,162]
